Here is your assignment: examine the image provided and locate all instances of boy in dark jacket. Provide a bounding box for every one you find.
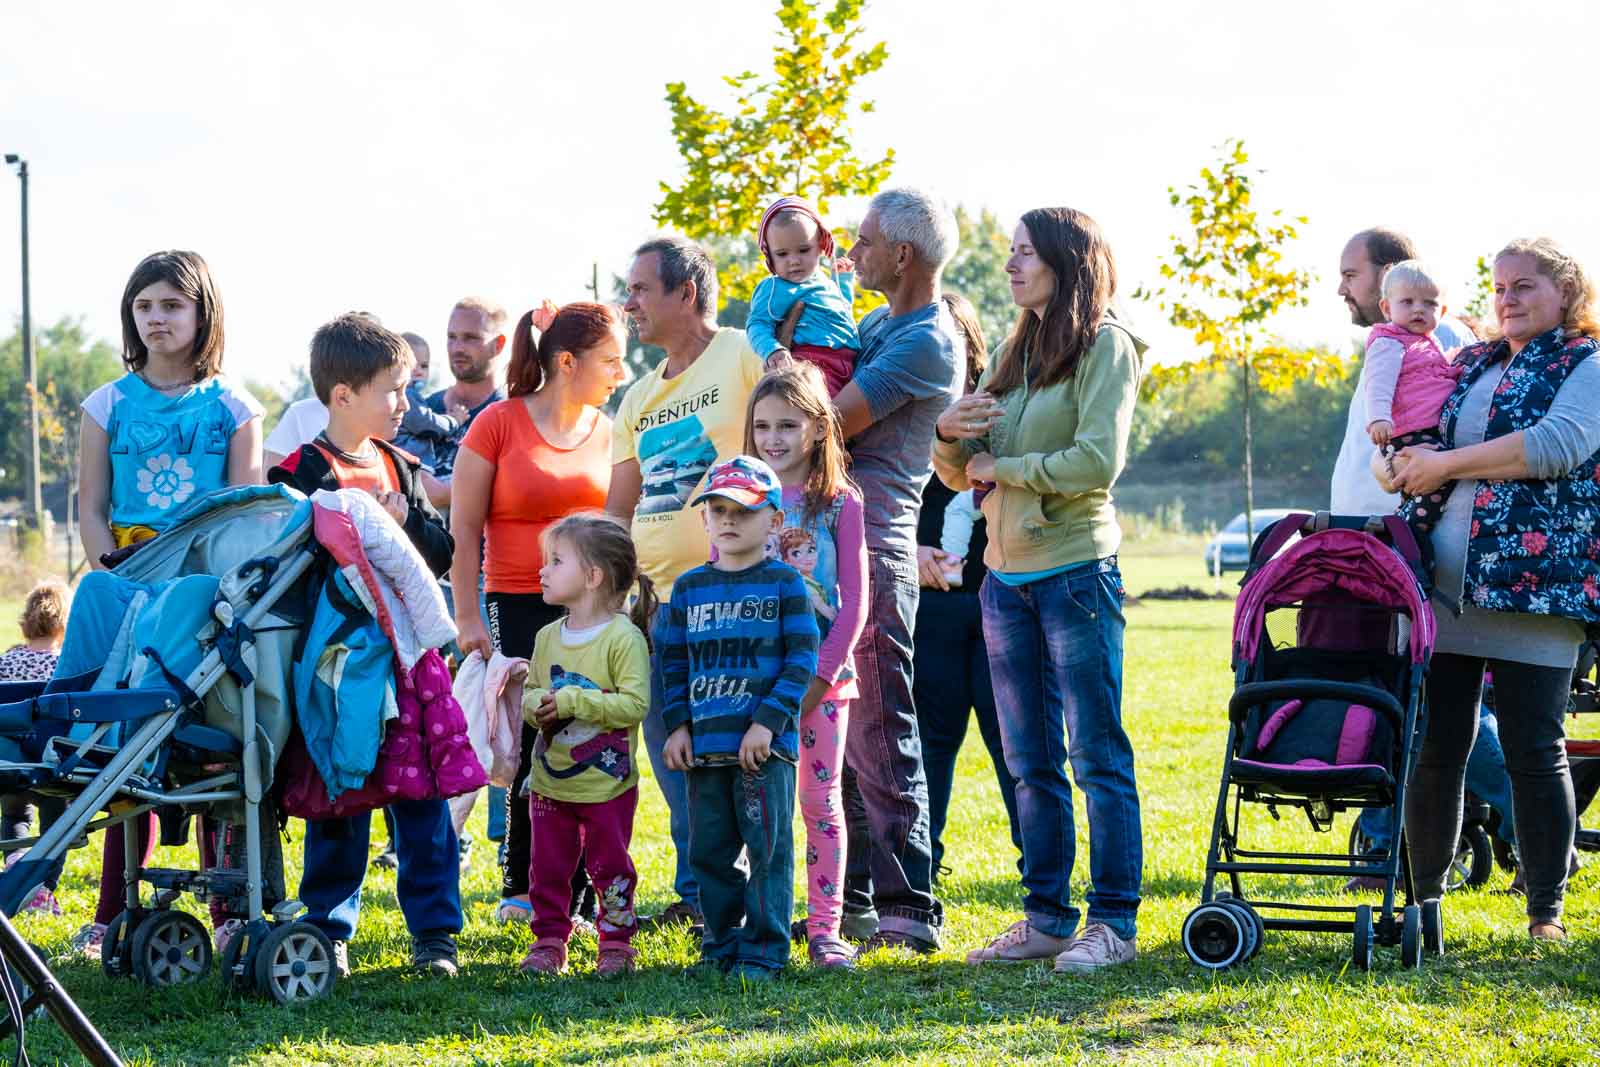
[661,456,819,979]
[270,313,463,978]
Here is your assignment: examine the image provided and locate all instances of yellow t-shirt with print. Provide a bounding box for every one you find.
[611,327,765,595]
[522,615,652,805]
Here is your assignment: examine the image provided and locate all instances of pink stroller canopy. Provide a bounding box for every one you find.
[1233,528,1435,666]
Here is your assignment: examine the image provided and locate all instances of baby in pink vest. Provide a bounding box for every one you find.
[1365,260,1465,532]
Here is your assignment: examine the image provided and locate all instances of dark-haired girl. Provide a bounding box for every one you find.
[71,250,263,960]
[447,301,627,921]
[933,208,1146,973]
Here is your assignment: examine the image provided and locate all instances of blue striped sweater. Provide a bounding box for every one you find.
[660,559,820,765]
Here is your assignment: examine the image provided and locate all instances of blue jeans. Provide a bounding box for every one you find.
[981,561,1142,941]
[843,549,940,941]
[299,798,462,943]
[1358,701,1516,851]
[913,586,1021,873]
[644,610,698,909]
[687,760,795,972]
[486,786,507,842]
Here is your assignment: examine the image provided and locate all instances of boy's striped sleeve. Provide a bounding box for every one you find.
[752,570,820,739]
[659,580,692,735]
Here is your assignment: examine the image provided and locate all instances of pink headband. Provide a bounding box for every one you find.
[757,196,835,273]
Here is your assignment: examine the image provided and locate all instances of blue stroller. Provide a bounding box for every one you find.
[0,485,337,1039]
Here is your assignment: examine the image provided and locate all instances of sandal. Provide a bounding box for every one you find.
[1529,920,1568,942]
[496,897,533,924]
[807,935,857,970]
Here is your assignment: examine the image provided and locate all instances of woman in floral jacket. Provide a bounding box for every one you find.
[1387,238,1600,941]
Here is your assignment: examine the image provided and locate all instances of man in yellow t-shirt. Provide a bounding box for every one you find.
[606,235,766,928]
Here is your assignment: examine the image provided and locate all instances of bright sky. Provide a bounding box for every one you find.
[3,0,1596,392]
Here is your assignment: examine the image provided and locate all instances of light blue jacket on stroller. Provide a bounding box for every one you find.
[0,484,346,1011]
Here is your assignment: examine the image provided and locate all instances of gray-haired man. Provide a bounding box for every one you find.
[830,188,963,954]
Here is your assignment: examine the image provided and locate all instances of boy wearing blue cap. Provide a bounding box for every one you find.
[660,455,820,978]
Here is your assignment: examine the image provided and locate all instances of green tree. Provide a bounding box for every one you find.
[1,317,121,498]
[1137,139,1338,533]
[1462,254,1493,326]
[943,205,1016,350]
[654,0,894,306]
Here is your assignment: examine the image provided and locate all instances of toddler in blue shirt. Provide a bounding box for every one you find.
[747,196,859,396]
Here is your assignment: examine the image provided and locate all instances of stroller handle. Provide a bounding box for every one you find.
[1229,679,1404,729]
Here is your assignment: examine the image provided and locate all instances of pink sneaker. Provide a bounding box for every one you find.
[965,919,1074,965]
[595,944,637,977]
[1053,922,1136,974]
[20,887,61,917]
[519,937,568,976]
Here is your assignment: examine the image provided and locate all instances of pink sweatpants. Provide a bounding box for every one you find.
[797,694,850,938]
[527,788,638,946]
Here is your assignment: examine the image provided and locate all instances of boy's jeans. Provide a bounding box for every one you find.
[688,759,795,972]
[980,560,1142,942]
[300,798,462,943]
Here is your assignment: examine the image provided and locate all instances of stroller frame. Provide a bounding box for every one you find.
[0,487,346,1063]
[1184,512,1438,972]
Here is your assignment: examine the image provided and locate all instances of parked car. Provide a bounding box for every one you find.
[1202,508,1302,575]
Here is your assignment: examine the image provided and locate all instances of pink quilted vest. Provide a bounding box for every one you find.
[280,649,487,820]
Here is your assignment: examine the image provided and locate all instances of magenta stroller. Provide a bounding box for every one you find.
[1182,512,1437,972]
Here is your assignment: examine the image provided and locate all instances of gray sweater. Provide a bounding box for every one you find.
[1431,354,1600,668]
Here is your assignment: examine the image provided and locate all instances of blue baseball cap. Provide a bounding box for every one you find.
[691,455,783,512]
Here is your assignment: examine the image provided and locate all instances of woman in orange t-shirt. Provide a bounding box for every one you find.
[449,301,630,919]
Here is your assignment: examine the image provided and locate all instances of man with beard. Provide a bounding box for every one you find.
[423,296,508,502]
[1331,229,1476,516]
[1333,230,1477,890]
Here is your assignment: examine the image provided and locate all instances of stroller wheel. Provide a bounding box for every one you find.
[1215,896,1264,962]
[1399,904,1422,969]
[101,909,146,980]
[1446,825,1493,891]
[219,919,271,994]
[254,921,337,1005]
[131,910,212,987]
[1181,904,1246,971]
[1351,905,1373,973]
[1420,898,1445,956]
[1348,821,1380,859]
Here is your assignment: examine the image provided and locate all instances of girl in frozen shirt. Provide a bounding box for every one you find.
[744,363,868,969]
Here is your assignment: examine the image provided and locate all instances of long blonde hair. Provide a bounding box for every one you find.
[1493,237,1600,342]
[743,364,853,527]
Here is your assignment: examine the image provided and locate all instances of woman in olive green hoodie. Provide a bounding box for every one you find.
[934,207,1146,973]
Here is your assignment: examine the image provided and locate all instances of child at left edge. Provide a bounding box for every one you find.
[270,312,462,978]
[661,456,820,980]
[747,195,859,396]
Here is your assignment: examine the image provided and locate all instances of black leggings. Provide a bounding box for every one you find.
[1406,652,1575,924]
[485,592,590,915]
[1393,427,1453,534]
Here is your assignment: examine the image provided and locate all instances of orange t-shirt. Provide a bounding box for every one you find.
[312,442,402,496]
[460,398,612,594]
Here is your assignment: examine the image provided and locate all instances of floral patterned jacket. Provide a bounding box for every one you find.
[1440,328,1600,625]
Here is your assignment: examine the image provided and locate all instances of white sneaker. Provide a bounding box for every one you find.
[213,919,244,956]
[70,922,108,962]
[1053,922,1136,973]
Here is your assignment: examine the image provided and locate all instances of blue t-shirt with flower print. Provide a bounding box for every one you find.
[81,373,263,531]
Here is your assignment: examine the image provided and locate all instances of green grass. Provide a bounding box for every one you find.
[5,539,1600,1065]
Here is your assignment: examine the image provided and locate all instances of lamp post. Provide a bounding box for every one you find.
[4,153,43,529]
